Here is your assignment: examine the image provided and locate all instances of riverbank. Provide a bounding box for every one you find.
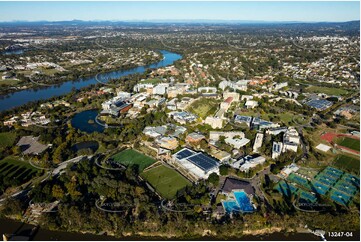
[0,217,322,241]
[0,50,182,112]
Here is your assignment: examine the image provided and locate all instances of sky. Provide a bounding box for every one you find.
[0,1,359,22]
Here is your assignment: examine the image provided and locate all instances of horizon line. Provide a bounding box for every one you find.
[1,19,360,24]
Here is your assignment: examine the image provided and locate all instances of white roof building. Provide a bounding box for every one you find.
[225,137,250,149]
[230,155,266,171]
[172,148,220,180]
[283,127,300,153]
[205,117,223,129]
[245,100,258,109]
[280,163,299,178]
[253,133,264,153]
[272,142,283,159]
[153,83,169,95]
[209,131,245,141]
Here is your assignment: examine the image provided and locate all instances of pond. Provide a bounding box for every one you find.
[71,110,104,133]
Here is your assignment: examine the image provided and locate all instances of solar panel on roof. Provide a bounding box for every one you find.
[176,149,195,159]
[187,153,219,172]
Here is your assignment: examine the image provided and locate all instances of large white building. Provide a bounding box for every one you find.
[219,80,248,91]
[223,92,240,102]
[283,127,300,152]
[230,154,266,171]
[225,137,250,149]
[209,131,245,141]
[153,83,169,95]
[172,148,220,180]
[205,116,223,129]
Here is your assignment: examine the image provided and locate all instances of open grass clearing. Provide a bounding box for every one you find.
[333,154,360,175]
[141,164,191,199]
[187,97,220,119]
[306,86,348,96]
[112,149,156,172]
[0,132,17,149]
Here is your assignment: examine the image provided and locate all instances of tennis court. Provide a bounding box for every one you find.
[287,173,312,190]
[298,189,317,203]
[330,189,352,206]
[311,181,330,195]
[275,180,298,197]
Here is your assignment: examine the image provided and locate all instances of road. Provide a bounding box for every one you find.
[52,155,91,176]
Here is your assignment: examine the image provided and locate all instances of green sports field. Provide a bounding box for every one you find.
[141,165,191,199]
[305,86,348,96]
[337,137,360,151]
[0,132,17,150]
[334,154,360,174]
[112,149,156,172]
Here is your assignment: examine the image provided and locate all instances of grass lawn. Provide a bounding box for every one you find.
[0,79,20,85]
[334,154,360,174]
[112,149,156,172]
[0,156,38,185]
[337,137,360,151]
[306,86,348,96]
[141,165,191,199]
[0,132,17,149]
[238,111,294,125]
[187,97,219,119]
[140,78,162,84]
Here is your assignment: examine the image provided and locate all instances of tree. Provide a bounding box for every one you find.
[219,165,229,176]
[11,146,21,155]
[207,172,219,186]
[52,184,65,200]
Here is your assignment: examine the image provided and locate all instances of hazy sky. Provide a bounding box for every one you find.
[0,1,359,22]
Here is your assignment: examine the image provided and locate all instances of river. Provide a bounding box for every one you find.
[0,50,182,112]
[0,218,328,241]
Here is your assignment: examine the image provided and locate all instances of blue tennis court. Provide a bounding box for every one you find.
[330,189,352,206]
[287,173,311,189]
[299,190,317,203]
[334,179,357,196]
[311,181,330,195]
[324,170,342,180]
[341,173,360,188]
[275,181,298,197]
[315,175,337,186]
[325,167,343,175]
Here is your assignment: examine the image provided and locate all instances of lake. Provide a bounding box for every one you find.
[72,140,99,152]
[71,110,104,133]
[0,50,182,112]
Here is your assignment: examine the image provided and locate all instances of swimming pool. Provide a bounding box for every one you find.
[222,200,240,213]
[234,191,254,212]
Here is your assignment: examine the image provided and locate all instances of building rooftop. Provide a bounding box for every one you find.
[221,177,255,195]
[17,136,49,155]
